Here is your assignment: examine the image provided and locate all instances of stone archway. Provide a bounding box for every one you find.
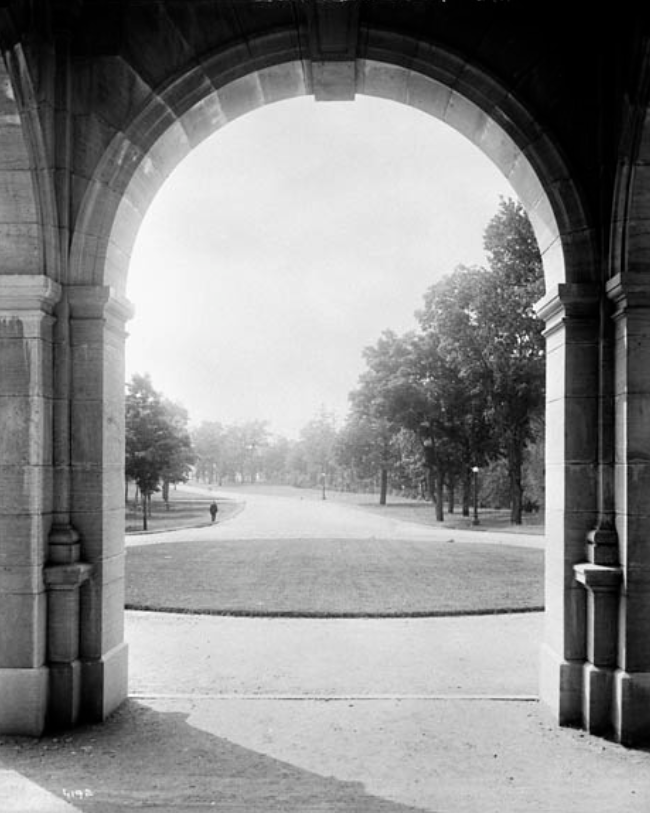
[0,1,648,745]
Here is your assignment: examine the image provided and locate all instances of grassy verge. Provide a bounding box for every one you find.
[126,536,543,617]
[125,491,241,534]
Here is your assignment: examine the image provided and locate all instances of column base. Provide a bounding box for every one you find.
[613,669,650,746]
[0,667,48,735]
[81,642,128,723]
[47,660,82,731]
[582,662,615,737]
[539,643,583,727]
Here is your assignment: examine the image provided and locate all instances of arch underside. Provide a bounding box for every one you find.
[70,37,590,300]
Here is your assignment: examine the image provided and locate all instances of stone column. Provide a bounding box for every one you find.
[67,284,132,723]
[0,275,60,735]
[606,272,650,745]
[536,283,600,727]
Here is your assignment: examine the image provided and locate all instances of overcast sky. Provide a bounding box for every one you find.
[126,94,514,439]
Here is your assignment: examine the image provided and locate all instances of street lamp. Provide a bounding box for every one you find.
[471,466,480,525]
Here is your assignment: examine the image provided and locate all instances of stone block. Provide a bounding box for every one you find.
[617,590,650,671]
[546,461,597,515]
[541,236,565,289]
[616,394,650,462]
[564,397,599,462]
[48,660,82,729]
[620,462,650,517]
[358,60,408,102]
[90,553,125,586]
[539,643,583,727]
[104,239,131,297]
[613,669,650,745]
[476,116,521,179]
[624,220,650,272]
[404,69,451,120]
[79,574,126,659]
[443,89,488,147]
[0,124,31,172]
[81,641,128,723]
[0,563,44,593]
[0,170,38,223]
[0,514,47,566]
[72,506,125,562]
[70,402,124,467]
[69,465,125,513]
[258,61,308,107]
[0,591,46,668]
[178,91,228,150]
[0,464,53,514]
[107,195,143,260]
[70,338,125,401]
[0,334,54,397]
[217,71,266,122]
[0,223,41,275]
[142,119,191,185]
[0,666,48,735]
[582,663,615,736]
[0,395,53,465]
[544,402,565,464]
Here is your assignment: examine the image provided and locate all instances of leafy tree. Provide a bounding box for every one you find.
[159,399,194,504]
[417,198,544,523]
[125,373,194,529]
[336,414,398,504]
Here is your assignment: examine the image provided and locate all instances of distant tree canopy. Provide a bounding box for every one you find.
[129,198,545,526]
[344,197,545,523]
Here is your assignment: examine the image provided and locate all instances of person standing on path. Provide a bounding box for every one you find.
[209,500,218,522]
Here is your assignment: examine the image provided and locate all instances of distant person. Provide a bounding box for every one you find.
[209,500,218,522]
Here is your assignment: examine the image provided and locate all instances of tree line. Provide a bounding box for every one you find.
[125,197,545,526]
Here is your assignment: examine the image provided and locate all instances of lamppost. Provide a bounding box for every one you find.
[321,471,326,500]
[471,466,480,525]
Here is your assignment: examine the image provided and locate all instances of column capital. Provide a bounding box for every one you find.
[0,275,62,314]
[66,285,134,325]
[606,272,650,314]
[535,282,600,337]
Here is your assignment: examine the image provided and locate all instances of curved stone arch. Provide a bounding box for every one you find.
[69,37,594,298]
[61,33,607,740]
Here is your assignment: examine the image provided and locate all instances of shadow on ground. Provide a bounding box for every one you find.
[0,700,430,813]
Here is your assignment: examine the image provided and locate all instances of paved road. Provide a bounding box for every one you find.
[126,484,543,548]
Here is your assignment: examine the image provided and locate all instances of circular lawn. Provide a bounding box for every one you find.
[126,536,543,617]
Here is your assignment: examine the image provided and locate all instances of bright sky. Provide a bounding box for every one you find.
[126,94,514,439]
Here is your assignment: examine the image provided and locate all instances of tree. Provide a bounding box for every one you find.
[159,398,194,504]
[125,374,194,529]
[336,413,398,504]
[481,197,545,522]
[416,198,544,523]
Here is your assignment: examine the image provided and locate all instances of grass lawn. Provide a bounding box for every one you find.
[125,492,242,533]
[126,536,544,617]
